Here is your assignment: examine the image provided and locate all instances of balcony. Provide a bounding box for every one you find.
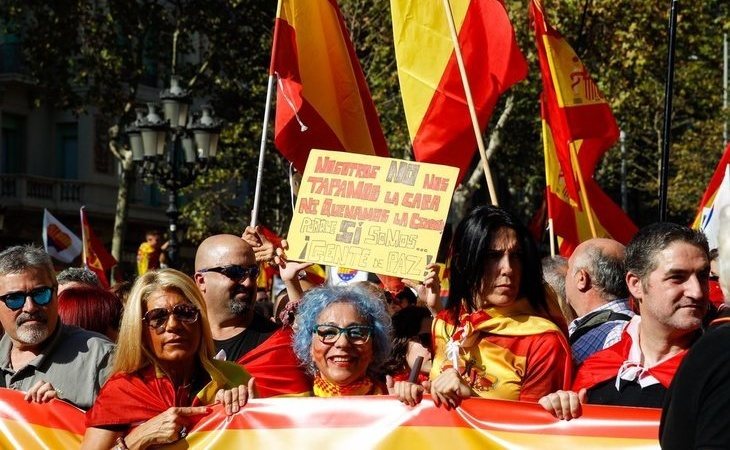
[0,173,166,222]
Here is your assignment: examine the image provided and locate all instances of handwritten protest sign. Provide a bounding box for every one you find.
[287,149,458,279]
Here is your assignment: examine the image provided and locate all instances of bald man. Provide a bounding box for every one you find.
[565,238,633,365]
[194,234,279,361]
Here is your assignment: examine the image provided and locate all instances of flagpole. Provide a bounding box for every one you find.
[250,74,276,227]
[79,206,87,267]
[442,0,499,206]
[568,142,597,237]
[548,218,555,257]
[659,0,679,221]
[251,0,284,227]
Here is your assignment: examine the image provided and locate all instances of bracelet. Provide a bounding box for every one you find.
[115,436,129,450]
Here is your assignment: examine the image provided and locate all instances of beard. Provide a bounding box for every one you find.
[228,285,254,316]
[15,312,50,345]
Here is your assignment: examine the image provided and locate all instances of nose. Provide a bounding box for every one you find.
[499,253,514,276]
[686,274,707,302]
[22,294,39,313]
[333,330,353,348]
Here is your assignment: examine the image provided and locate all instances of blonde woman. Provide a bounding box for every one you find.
[81,269,254,450]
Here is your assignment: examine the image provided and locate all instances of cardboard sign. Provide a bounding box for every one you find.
[286,149,458,279]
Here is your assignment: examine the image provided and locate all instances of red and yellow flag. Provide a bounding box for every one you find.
[80,207,117,288]
[271,0,389,173]
[0,388,662,449]
[691,142,730,229]
[531,0,619,205]
[391,0,527,183]
[532,0,636,255]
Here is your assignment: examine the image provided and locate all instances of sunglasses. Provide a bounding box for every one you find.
[0,286,54,311]
[198,264,259,282]
[143,304,200,331]
[312,324,373,345]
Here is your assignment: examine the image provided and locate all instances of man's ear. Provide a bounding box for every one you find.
[626,272,643,302]
[575,269,590,292]
[194,272,206,293]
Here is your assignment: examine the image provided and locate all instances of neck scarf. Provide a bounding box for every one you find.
[313,374,383,397]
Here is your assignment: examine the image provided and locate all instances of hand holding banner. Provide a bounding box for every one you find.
[286,150,458,279]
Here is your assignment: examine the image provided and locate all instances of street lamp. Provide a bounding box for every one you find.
[126,76,223,269]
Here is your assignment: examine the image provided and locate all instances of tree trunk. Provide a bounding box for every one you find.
[450,95,515,223]
[110,136,134,284]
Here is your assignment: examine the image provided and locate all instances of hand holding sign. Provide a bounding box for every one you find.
[287,150,458,279]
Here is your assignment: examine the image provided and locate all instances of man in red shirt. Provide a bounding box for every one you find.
[539,222,709,419]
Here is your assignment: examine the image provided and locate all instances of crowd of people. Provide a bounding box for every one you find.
[0,204,727,448]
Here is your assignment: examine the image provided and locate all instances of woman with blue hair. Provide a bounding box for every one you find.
[293,285,393,396]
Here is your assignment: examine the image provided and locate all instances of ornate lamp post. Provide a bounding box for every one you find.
[126,76,223,268]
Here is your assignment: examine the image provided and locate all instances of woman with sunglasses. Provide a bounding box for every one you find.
[81,269,255,450]
[292,285,392,396]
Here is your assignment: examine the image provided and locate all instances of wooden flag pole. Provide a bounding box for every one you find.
[568,142,597,237]
[442,0,499,206]
[548,218,556,257]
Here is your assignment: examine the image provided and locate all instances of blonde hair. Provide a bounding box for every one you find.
[113,268,217,377]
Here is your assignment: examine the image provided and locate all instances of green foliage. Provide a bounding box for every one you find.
[2,0,728,243]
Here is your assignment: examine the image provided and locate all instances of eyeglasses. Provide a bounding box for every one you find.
[198,264,259,282]
[312,324,373,345]
[0,286,54,311]
[143,304,200,331]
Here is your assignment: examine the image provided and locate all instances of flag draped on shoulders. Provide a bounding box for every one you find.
[271,0,389,173]
[80,207,117,288]
[42,209,82,263]
[391,0,527,183]
[531,0,636,255]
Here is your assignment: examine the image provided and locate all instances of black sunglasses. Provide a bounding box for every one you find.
[198,264,259,282]
[143,304,200,331]
[0,286,54,311]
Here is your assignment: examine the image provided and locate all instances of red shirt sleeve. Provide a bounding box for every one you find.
[519,332,573,402]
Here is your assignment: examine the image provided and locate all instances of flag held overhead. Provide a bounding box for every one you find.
[271,0,389,173]
[391,0,527,184]
[42,209,82,263]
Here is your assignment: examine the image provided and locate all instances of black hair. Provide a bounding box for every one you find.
[383,306,432,376]
[447,205,546,315]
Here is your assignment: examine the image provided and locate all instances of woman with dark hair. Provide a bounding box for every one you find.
[58,286,123,341]
[426,205,571,407]
[293,285,392,396]
[384,306,433,383]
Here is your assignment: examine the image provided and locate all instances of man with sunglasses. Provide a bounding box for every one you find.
[194,234,279,361]
[0,245,114,409]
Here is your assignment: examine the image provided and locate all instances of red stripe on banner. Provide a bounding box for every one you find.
[0,388,86,434]
[190,396,660,440]
[412,0,527,184]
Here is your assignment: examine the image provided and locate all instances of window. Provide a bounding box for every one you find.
[56,123,78,179]
[1,113,26,174]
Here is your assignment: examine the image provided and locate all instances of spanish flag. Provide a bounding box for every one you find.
[271,0,389,173]
[532,0,636,255]
[80,207,117,288]
[531,0,619,205]
[391,0,527,183]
